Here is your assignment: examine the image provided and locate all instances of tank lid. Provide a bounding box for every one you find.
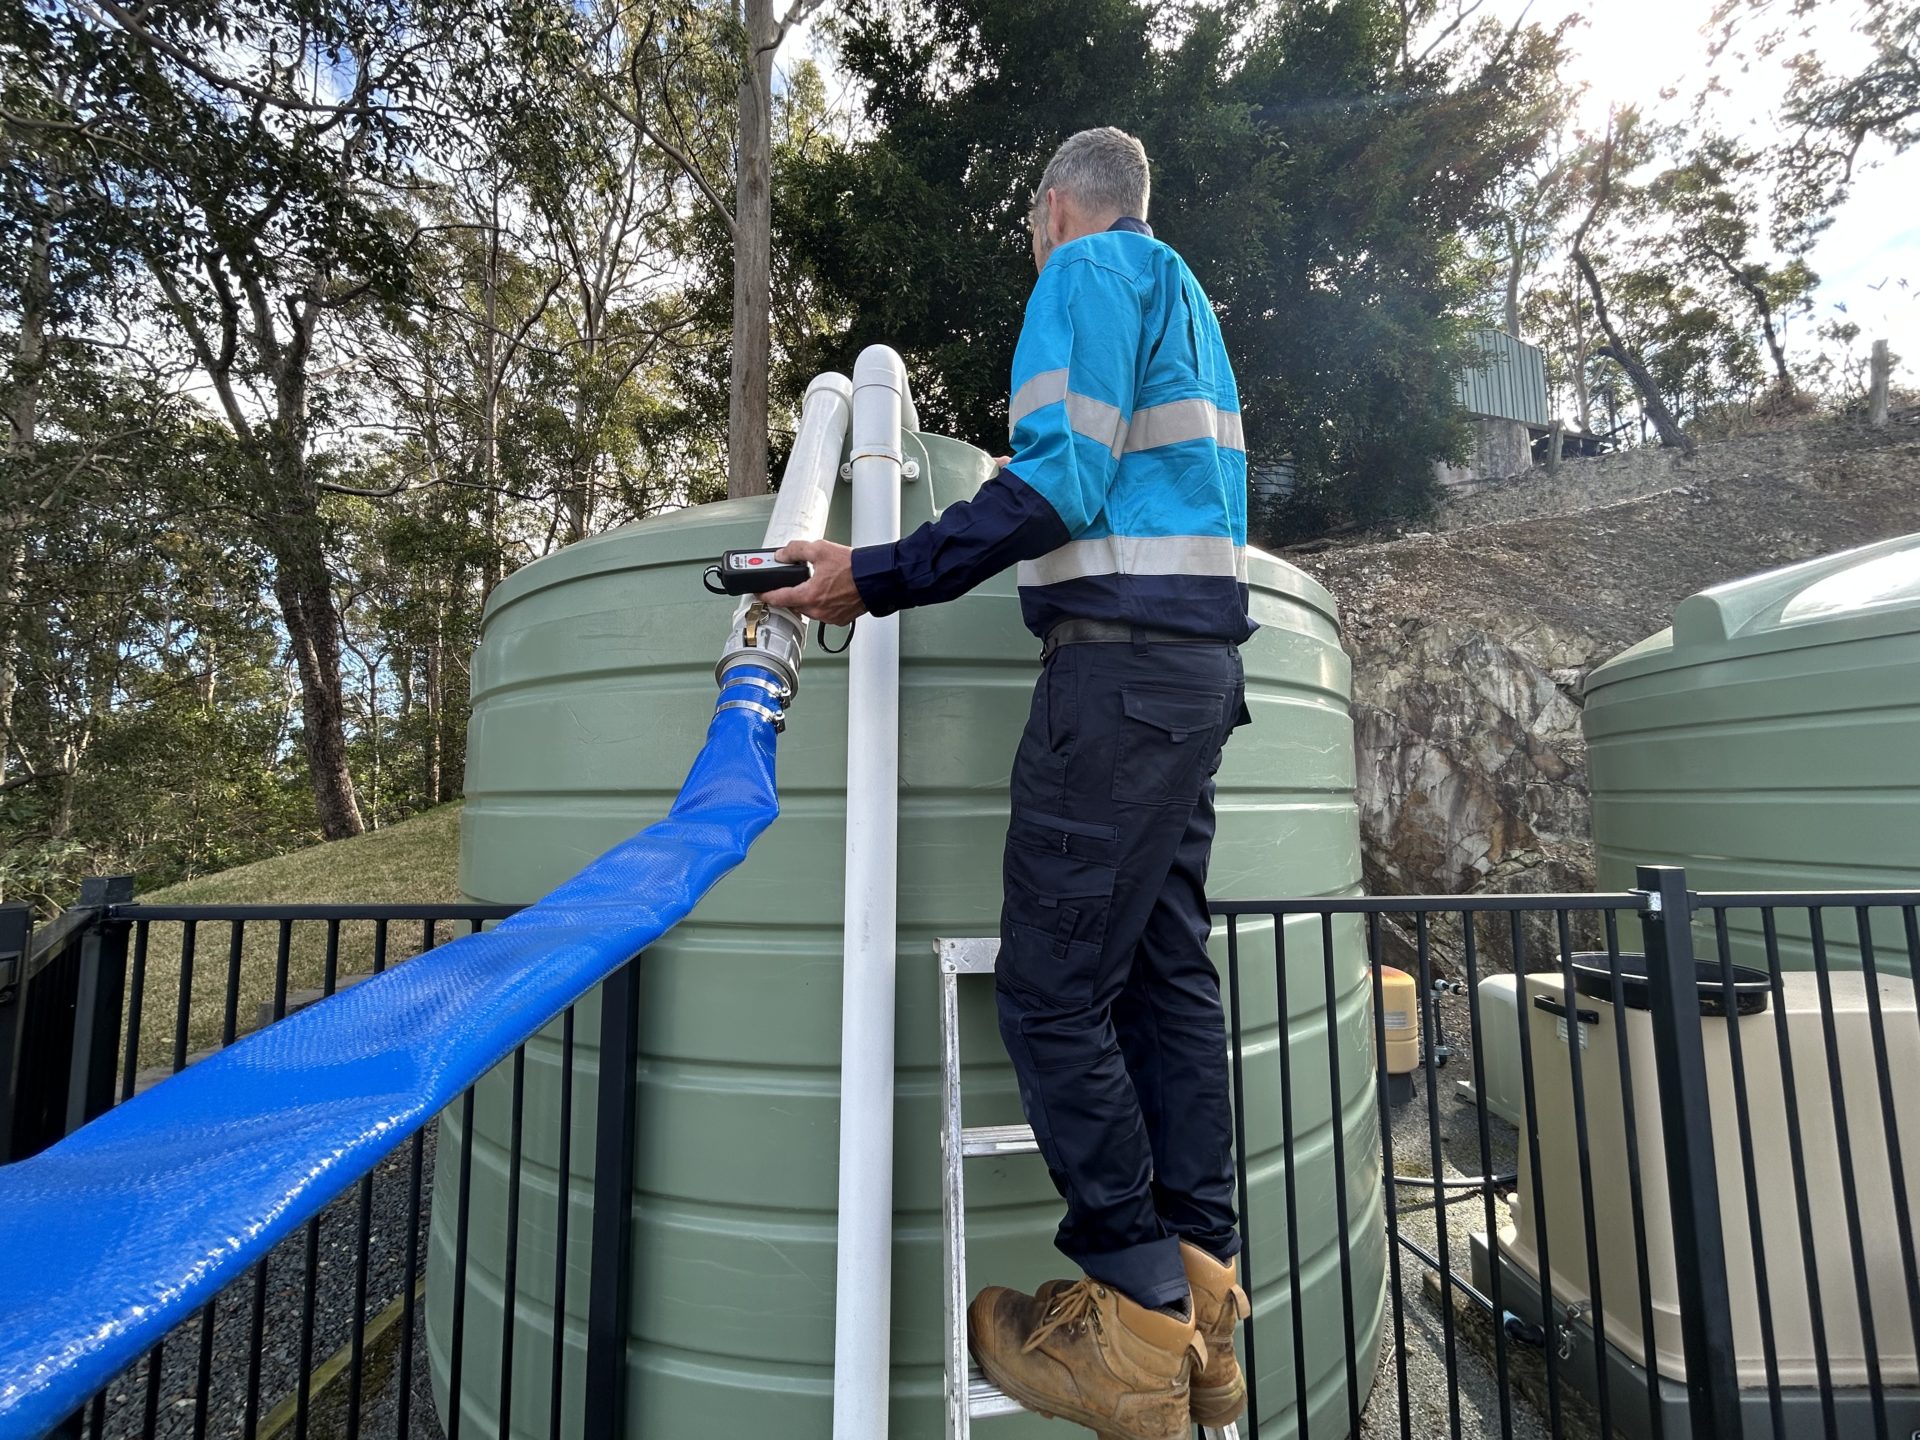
[1584,531,1920,692]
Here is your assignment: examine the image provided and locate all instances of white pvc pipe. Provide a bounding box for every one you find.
[831,345,908,1440]
[717,372,852,694]
[762,372,854,550]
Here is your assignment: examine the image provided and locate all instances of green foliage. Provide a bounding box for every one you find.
[780,0,1570,541]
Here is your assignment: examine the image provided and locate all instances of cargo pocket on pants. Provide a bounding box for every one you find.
[1112,687,1225,805]
[1000,809,1118,1010]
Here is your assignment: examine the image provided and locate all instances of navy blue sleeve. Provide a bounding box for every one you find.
[850,467,1070,617]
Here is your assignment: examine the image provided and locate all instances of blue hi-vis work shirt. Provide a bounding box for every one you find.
[850,219,1254,643]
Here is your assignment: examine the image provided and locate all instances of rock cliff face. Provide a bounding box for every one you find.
[1288,410,1920,907]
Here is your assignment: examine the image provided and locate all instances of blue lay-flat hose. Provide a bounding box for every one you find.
[0,666,787,1438]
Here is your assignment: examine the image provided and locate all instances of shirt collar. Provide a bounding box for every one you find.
[1107,217,1153,237]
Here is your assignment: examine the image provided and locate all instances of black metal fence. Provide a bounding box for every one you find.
[1217,865,1920,1440]
[4,866,1919,1439]
[1,892,655,1440]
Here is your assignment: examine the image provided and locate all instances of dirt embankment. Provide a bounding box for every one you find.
[1286,409,1920,904]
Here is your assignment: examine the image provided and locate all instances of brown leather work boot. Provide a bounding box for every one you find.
[1180,1240,1251,1426]
[968,1276,1206,1440]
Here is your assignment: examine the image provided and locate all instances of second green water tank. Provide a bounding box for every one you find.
[1584,532,1920,972]
[428,430,1383,1436]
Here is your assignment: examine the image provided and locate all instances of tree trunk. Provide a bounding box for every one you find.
[1502,217,1524,338]
[482,178,504,596]
[728,0,777,499]
[1575,251,1694,453]
[1571,126,1692,454]
[424,616,443,804]
[269,500,367,839]
[1,214,51,789]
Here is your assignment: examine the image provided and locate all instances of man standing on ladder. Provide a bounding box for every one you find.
[766,126,1252,1440]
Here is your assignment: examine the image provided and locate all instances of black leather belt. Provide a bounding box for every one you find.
[1040,619,1226,659]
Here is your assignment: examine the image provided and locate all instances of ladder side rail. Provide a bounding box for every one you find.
[939,950,970,1440]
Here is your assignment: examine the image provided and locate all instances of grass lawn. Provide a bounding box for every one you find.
[122,802,471,1074]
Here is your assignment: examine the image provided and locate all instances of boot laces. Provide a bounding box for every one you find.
[1022,1278,1100,1354]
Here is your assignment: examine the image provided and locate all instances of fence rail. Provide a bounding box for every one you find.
[4,869,1918,1439]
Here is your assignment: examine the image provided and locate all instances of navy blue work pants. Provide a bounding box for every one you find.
[995,636,1248,1310]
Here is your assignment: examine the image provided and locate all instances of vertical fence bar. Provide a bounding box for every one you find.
[395,1130,426,1440]
[585,955,643,1440]
[173,919,197,1073]
[120,920,149,1103]
[1272,913,1309,1440]
[243,1258,271,1440]
[323,919,341,997]
[345,1167,376,1440]
[551,1005,578,1440]
[1460,914,1514,1440]
[140,1344,165,1439]
[221,918,245,1049]
[1807,905,1887,1437]
[66,876,133,1133]
[295,1213,322,1440]
[373,918,390,974]
[1318,913,1360,1439]
[447,1087,477,1440]
[1710,907,1784,1436]
[1760,908,1837,1440]
[192,1297,217,1440]
[1854,907,1920,1361]
[1413,910,1461,1440]
[1224,916,1260,1436]
[273,919,293,1022]
[1364,914,1411,1437]
[1635,865,1740,1440]
[0,904,29,1158]
[498,1044,528,1438]
[1507,910,1562,1434]
[1554,907,1611,1437]
[1603,910,1666,1440]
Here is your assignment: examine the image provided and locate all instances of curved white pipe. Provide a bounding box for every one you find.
[716,372,853,696]
[832,345,908,1440]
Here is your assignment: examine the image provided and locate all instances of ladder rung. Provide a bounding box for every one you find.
[966,1366,1027,1419]
[960,1123,1037,1157]
[966,1366,1241,1438]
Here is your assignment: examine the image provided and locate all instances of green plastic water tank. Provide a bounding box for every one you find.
[1584,532,1920,973]
[428,429,1383,1438]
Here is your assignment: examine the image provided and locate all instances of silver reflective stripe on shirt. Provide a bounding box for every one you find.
[1016,534,1249,587]
[1123,398,1245,454]
[1008,368,1068,431]
[1009,368,1128,456]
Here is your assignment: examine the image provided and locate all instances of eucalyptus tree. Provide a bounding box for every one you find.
[0,0,567,838]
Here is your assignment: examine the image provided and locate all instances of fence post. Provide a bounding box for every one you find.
[65,875,133,1135]
[1635,865,1742,1439]
[0,903,32,1158]
[1869,339,1891,428]
[584,955,642,1440]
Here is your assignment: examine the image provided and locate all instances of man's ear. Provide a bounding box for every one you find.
[1046,187,1069,245]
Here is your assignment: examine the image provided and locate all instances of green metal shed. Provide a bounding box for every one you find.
[1583,532,1920,973]
[427,431,1384,1437]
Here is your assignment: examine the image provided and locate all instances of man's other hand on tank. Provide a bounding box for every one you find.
[764,538,867,625]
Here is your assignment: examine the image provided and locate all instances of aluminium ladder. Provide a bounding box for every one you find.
[937,937,1242,1440]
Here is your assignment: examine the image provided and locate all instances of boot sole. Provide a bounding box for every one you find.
[1191,1374,1247,1427]
[972,1351,1188,1440]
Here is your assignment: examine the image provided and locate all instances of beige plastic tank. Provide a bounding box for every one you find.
[1504,962,1920,1387]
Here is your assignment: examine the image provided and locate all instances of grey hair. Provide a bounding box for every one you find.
[1031,127,1151,225]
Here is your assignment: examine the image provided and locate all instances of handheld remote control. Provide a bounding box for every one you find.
[710,549,812,596]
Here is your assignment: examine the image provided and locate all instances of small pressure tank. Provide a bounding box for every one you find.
[1583,532,1920,974]
[430,428,1383,1438]
[1376,966,1420,1105]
